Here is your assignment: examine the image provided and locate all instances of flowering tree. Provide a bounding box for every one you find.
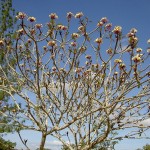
[0,12,150,150]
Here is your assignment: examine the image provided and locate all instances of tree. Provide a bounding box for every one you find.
[0,137,16,150]
[0,0,19,148]
[0,12,150,150]
[143,144,150,150]
[0,0,17,122]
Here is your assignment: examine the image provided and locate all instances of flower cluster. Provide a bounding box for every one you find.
[72,33,80,39]
[70,42,77,47]
[78,26,85,33]
[75,12,83,18]
[114,59,122,63]
[105,23,112,31]
[16,12,26,19]
[136,48,142,53]
[79,46,87,52]
[128,36,138,46]
[113,26,122,34]
[106,48,113,55]
[16,29,25,35]
[97,17,108,27]
[57,25,67,30]
[30,29,36,35]
[100,17,108,24]
[35,24,43,29]
[47,40,57,47]
[132,54,142,63]
[49,13,58,19]
[119,63,126,69]
[127,28,137,37]
[127,28,138,48]
[85,55,91,59]
[95,38,103,44]
[28,17,36,22]
[66,12,74,20]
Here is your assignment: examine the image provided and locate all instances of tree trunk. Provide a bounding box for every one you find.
[39,133,47,150]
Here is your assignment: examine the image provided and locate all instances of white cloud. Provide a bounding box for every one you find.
[140,118,150,126]
[46,140,62,146]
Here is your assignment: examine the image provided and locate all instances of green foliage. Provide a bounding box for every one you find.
[0,137,16,150]
[0,0,19,141]
[0,0,16,37]
[143,144,150,150]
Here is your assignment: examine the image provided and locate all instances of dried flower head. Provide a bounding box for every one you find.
[113,26,122,34]
[67,12,74,19]
[105,23,112,31]
[79,46,86,52]
[52,67,57,72]
[28,17,36,22]
[85,55,91,59]
[100,17,108,24]
[106,48,113,54]
[18,45,23,49]
[129,36,138,44]
[130,28,137,34]
[17,29,24,35]
[57,24,63,30]
[97,22,104,27]
[95,38,103,44]
[70,42,77,47]
[119,63,126,69]
[47,40,57,47]
[27,39,32,43]
[16,12,26,19]
[35,24,43,29]
[85,61,90,65]
[61,25,68,30]
[114,59,122,63]
[132,54,141,63]
[49,13,58,19]
[75,12,83,18]
[147,39,150,44]
[72,33,80,39]
[57,25,67,30]
[59,68,66,73]
[30,29,36,35]
[43,46,47,50]
[136,48,142,53]
[127,32,135,37]
[78,26,85,32]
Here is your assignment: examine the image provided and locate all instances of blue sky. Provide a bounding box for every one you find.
[3,0,150,149]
